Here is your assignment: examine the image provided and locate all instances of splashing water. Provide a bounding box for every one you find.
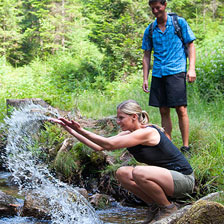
[3,103,103,224]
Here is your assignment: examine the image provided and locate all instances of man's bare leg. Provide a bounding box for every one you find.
[159,107,172,140]
[176,106,189,147]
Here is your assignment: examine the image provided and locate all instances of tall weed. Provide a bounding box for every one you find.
[191,32,224,101]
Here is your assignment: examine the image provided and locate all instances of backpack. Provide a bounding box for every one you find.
[149,13,188,57]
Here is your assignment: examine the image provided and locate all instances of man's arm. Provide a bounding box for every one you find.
[187,42,196,83]
[142,50,152,92]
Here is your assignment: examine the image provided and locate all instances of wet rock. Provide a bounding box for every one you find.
[198,191,224,202]
[153,191,224,224]
[0,190,19,216]
[175,200,224,224]
[21,187,89,220]
[0,133,7,170]
[21,193,51,220]
[6,98,71,118]
[6,98,51,115]
[90,193,114,209]
[74,187,88,199]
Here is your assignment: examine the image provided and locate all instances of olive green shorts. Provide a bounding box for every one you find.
[170,170,195,198]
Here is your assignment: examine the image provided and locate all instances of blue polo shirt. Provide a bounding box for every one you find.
[142,15,196,78]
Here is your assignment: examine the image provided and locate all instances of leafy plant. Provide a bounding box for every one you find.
[189,32,224,101]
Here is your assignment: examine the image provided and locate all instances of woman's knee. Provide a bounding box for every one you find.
[116,166,131,180]
[132,166,150,182]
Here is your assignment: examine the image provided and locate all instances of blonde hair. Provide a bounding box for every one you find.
[117,100,164,131]
[117,100,149,125]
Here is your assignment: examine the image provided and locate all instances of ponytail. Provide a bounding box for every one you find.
[139,110,150,124]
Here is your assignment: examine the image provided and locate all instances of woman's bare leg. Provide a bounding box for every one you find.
[132,166,174,206]
[116,166,154,204]
[116,166,174,206]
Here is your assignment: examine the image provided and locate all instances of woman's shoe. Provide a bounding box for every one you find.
[149,202,178,223]
[180,146,191,153]
[141,203,159,224]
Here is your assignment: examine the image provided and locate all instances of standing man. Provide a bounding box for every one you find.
[142,0,196,152]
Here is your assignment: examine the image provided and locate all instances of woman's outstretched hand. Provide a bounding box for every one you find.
[49,117,82,132]
[59,118,81,132]
[48,117,65,125]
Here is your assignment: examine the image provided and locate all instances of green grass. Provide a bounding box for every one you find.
[0,46,223,199]
[77,84,223,198]
[216,192,224,205]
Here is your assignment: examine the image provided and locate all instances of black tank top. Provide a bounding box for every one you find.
[127,126,193,175]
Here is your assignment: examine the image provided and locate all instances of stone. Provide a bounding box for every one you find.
[89,193,114,209]
[0,190,19,216]
[6,98,50,113]
[21,193,51,220]
[175,200,224,224]
[21,188,90,220]
[152,191,224,224]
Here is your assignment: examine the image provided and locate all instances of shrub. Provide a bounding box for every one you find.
[192,32,224,101]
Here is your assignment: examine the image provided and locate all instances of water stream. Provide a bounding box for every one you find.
[0,170,147,224]
[2,103,102,224]
[0,103,147,224]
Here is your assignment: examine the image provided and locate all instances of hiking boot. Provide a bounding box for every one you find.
[149,202,178,223]
[141,203,159,224]
[180,146,191,153]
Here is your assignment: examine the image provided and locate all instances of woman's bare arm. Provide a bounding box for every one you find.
[49,118,104,151]
[49,118,133,151]
[66,119,159,150]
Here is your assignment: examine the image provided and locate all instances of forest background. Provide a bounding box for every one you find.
[0,0,223,201]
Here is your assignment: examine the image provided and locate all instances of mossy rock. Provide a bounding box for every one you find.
[89,193,113,209]
[176,200,224,224]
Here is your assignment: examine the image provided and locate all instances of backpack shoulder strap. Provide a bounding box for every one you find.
[168,13,184,45]
[168,13,188,57]
[148,22,154,49]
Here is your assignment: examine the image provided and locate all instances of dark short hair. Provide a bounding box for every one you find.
[148,0,166,5]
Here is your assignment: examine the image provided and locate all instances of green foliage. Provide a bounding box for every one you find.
[47,53,104,93]
[189,125,224,195]
[39,123,65,149]
[0,0,223,201]
[182,95,224,196]
[83,0,149,80]
[74,73,148,118]
[216,193,224,205]
[168,0,224,20]
[0,0,23,65]
[53,142,106,182]
[54,150,79,179]
[191,32,224,100]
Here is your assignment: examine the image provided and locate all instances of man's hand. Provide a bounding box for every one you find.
[187,42,196,83]
[186,69,196,83]
[142,80,150,93]
[142,50,151,93]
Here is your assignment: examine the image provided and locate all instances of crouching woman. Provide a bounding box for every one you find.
[50,99,194,223]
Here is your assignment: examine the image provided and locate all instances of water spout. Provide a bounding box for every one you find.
[3,103,102,224]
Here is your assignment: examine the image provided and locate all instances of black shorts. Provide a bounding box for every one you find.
[149,72,187,108]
